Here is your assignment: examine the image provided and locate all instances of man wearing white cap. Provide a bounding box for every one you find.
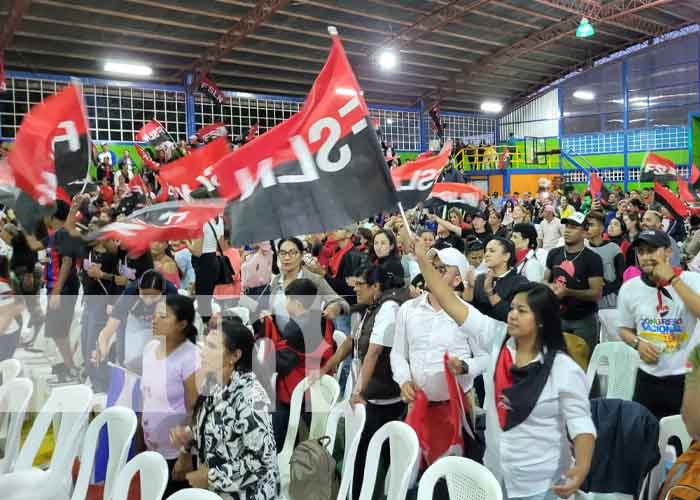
[390,247,489,452]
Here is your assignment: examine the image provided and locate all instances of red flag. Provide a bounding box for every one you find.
[690,164,700,191]
[429,183,484,207]
[196,122,228,142]
[415,151,434,160]
[158,137,230,196]
[245,122,259,143]
[134,144,160,171]
[8,84,90,206]
[641,153,677,182]
[135,120,171,146]
[89,199,226,255]
[654,182,689,218]
[391,141,452,208]
[404,353,465,467]
[677,177,700,203]
[128,175,149,194]
[213,34,397,246]
[154,175,170,203]
[589,171,610,206]
[199,75,224,105]
[0,54,6,93]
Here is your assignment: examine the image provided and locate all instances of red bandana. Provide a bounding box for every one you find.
[515,248,529,267]
[329,241,354,278]
[494,344,514,429]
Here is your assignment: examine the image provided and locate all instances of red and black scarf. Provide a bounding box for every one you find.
[329,241,354,278]
[494,337,556,431]
[641,267,682,317]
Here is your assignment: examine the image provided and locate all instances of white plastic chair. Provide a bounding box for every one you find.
[586,342,640,399]
[0,385,94,500]
[645,414,693,500]
[324,401,366,500]
[278,375,341,498]
[358,421,420,500]
[0,378,33,473]
[167,488,223,500]
[417,456,503,500]
[71,406,138,500]
[598,309,622,343]
[111,451,169,500]
[0,358,22,384]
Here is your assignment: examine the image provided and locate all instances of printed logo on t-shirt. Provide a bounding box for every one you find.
[639,317,689,353]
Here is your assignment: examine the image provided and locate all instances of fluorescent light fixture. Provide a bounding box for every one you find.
[573,89,595,101]
[480,101,503,113]
[104,61,152,77]
[386,118,394,124]
[235,92,255,98]
[576,18,595,38]
[378,50,398,70]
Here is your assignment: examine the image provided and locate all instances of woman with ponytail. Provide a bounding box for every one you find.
[141,294,201,498]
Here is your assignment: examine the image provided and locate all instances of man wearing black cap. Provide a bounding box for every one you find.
[617,229,700,420]
[545,211,604,354]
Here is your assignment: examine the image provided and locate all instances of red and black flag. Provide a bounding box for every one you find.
[199,75,224,105]
[690,164,700,191]
[154,174,170,203]
[654,182,689,219]
[196,122,228,143]
[128,175,149,195]
[390,141,451,209]
[135,119,172,147]
[89,199,226,256]
[158,137,230,197]
[7,84,91,206]
[677,177,700,203]
[640,152,678,182]
[212,32,397,246]
[589,171,610,206]
[429,103,445,140]
[134,144,161,171]
[428,182,484,209]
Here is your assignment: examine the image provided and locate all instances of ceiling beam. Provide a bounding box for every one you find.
[368,0,492,57]
[0,0,32,51]
[425,0,683,107]
[187,0,292,84]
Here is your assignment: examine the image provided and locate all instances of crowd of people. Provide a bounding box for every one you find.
[0,147,699,500]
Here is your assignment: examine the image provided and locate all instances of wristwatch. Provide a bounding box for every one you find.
[633,337,640,351]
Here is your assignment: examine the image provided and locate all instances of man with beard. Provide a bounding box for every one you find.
[617,229,700,420]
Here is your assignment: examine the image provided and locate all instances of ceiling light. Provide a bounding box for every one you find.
[378,50,398,70]
[576,18,595,38]
[104,61,153,77]
[480,101,503,113]
[573,89,595,101]
[387,118,394,124]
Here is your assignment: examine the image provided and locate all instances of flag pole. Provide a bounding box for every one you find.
[397,201,414,239]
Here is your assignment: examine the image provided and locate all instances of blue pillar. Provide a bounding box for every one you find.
[418,101,429,152]
[184,73,196,138]
[622,60,629,191]
[557,85,565,176]
[503,169,511,195]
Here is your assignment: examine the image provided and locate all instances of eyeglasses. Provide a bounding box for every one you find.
[279,250,300,258]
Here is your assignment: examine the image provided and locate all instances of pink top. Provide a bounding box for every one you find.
[623,265,641,283]
[241,241,273,290]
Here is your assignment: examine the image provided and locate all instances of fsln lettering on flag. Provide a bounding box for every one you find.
[158,137,230,196]
[391,141,452,209]
[213,33,397,246]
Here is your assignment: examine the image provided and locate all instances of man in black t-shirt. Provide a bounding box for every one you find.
[545,211,604,354]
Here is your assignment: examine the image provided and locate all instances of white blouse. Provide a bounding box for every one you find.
[458,304,596,498]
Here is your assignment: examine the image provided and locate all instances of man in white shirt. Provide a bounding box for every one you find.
[617,229,700,420]
[391,247,489,410]
[537,204,562,251]
[97,144,114,168]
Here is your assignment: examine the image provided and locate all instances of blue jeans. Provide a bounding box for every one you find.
[334,315,352,390]
[80,296,110,392]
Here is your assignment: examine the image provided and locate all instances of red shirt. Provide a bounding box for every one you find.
[99,184,114,205]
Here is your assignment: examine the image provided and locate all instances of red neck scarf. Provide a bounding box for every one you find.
[329,241,354,278]
[494,344,514,429]
[515,248,529,267]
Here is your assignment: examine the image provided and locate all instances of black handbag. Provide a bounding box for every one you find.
[208,222,235,285]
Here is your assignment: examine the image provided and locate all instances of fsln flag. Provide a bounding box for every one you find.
[654,182,689,219]
[196,122,228,142]
[640,152,677,182]
[158,137,230,196]
[429,103,445,140]
[589,171,610,205]
[154,174,170,203]
[391,141,452,209]
[7,84,90,205]
[429,182,484,207]
[134,144,161,171]
[199,75,224,105]
[135,119,171,147]
[213,32,397,246]
[89,199,226,255]
[677,177,700,203]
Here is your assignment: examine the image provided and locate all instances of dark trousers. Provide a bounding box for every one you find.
[192,253,218,322]
[80,296,110,392]
[352,401,406,500]
[633,368,685,421]
[165,457,191,499]
[271,402,311,454]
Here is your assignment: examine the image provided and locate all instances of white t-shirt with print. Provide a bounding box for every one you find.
[617,271,700,377]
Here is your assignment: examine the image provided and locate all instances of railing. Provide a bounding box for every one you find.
[453,145,560,171]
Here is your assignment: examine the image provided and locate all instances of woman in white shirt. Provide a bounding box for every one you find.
[414,237,595,500]
[187,216,224,323]
[511,223,545,283]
